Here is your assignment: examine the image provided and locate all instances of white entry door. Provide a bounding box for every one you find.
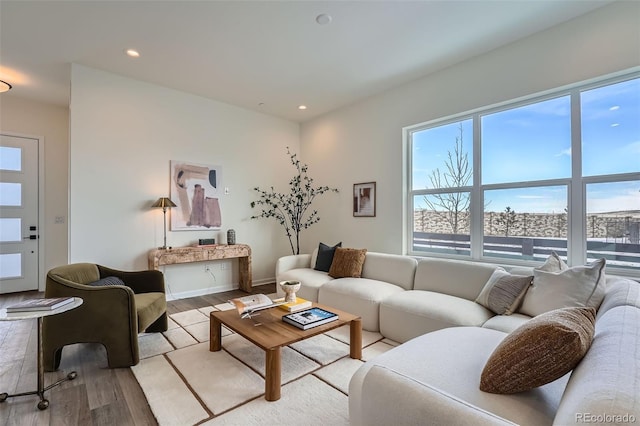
[0,134,39,293]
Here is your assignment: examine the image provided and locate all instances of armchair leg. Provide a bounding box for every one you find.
[105,343,139,368]
[44,348,63,372]
[145,313,168,333]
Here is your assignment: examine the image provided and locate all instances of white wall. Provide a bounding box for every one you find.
[0,95,70,290]
[70,64,299,298]
[299,1,640,256]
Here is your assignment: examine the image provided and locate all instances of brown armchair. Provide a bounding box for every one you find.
[43,263,168,371]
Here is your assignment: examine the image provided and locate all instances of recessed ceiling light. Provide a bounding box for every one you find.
[298,105,307,110]
[316,14,332,25]
[0,80,12,93]
[126,49,140,58]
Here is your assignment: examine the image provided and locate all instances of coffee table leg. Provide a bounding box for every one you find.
[210,315,221,352]
[350,318,362,360]
[265,347,281,401]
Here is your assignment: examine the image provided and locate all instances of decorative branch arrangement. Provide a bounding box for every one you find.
[250,148,338,255]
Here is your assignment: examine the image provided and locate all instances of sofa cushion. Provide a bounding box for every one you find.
[553,305,640,425]
[277,268,333,302]
[480,307,596,394]
[329,248,367,278]
[350,327,568,426]
[314,241,341,272]
[360,252,417,290]
[134,292,167,333]
[475,269,532,315]
[519,258,606,317]
[413,258,498,301]
[380,290,494,343]
[318,277,403,331]
[481,313,531,334]
[359,365,515,426]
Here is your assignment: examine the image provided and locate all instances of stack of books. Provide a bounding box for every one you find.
[6,297,74,313]
[274,297,312,313]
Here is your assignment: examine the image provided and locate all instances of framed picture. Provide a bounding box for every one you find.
[170,160,223,230]
[353,182,376,217]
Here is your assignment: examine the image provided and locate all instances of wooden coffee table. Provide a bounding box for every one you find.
[209,302,362,401]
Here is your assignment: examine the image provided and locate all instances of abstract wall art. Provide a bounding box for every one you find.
[170,160,223,230]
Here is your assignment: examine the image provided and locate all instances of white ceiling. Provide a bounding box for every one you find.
[0,1,613,122]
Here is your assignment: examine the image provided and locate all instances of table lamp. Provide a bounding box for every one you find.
[152,197,177,249]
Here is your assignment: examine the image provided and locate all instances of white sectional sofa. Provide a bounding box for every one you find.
[276,247,640,425]
[276,249,529,335]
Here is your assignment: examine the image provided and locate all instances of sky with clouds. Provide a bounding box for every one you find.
[412,77,639,214]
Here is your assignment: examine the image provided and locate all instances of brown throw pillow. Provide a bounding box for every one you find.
[480,306,596,394]
[328,248,367,278]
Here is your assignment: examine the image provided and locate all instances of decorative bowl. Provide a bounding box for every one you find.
[279,280,301,303]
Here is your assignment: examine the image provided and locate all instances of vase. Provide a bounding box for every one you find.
[227,229,236,245]
[279,280,301,303]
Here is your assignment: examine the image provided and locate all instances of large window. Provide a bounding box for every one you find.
[406,73,640,273]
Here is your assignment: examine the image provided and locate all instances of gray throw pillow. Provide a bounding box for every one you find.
[89,276,125,286]
[476,269,533,315]
[314,242,342,272]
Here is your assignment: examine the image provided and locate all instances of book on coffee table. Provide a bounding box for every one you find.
[282,307,339,330]
[229,294,285,319]
[6,297,74,313]
[274,297,312,313]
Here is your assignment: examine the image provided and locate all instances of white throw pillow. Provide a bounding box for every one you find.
[536,251,569,272]
[519,255,606,317]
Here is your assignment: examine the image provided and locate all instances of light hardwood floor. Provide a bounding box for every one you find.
[0,284,275,425]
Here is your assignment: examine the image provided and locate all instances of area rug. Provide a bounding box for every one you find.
[131,302,398,426]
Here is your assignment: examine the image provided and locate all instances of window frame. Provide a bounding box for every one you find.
[404,71,640,277]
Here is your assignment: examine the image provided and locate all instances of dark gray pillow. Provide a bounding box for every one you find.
[89,276,125,286]
[314,242,342,272]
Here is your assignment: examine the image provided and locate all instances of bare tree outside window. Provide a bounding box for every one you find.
[422,124,471,234]
[496,206,518,237]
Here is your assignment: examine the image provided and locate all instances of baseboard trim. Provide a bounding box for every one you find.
[165,277,275,301]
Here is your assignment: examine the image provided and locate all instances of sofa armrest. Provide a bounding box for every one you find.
[275,254,312,276]
[97,265,165,294]
[356,365,516,426]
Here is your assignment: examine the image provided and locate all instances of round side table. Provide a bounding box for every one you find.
[0,297,83,410]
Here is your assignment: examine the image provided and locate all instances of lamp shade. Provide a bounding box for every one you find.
[151,197,177,208]
[0,80,12,93]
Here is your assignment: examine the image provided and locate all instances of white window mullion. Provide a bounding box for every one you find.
[403,129,411,255]
[569,88,585,267]
[471,113,483,260]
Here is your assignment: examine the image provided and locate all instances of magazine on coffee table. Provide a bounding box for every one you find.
[229,294,285,319]
[282,307,338,330]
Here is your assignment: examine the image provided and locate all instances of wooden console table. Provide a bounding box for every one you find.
[148,244,252,292]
